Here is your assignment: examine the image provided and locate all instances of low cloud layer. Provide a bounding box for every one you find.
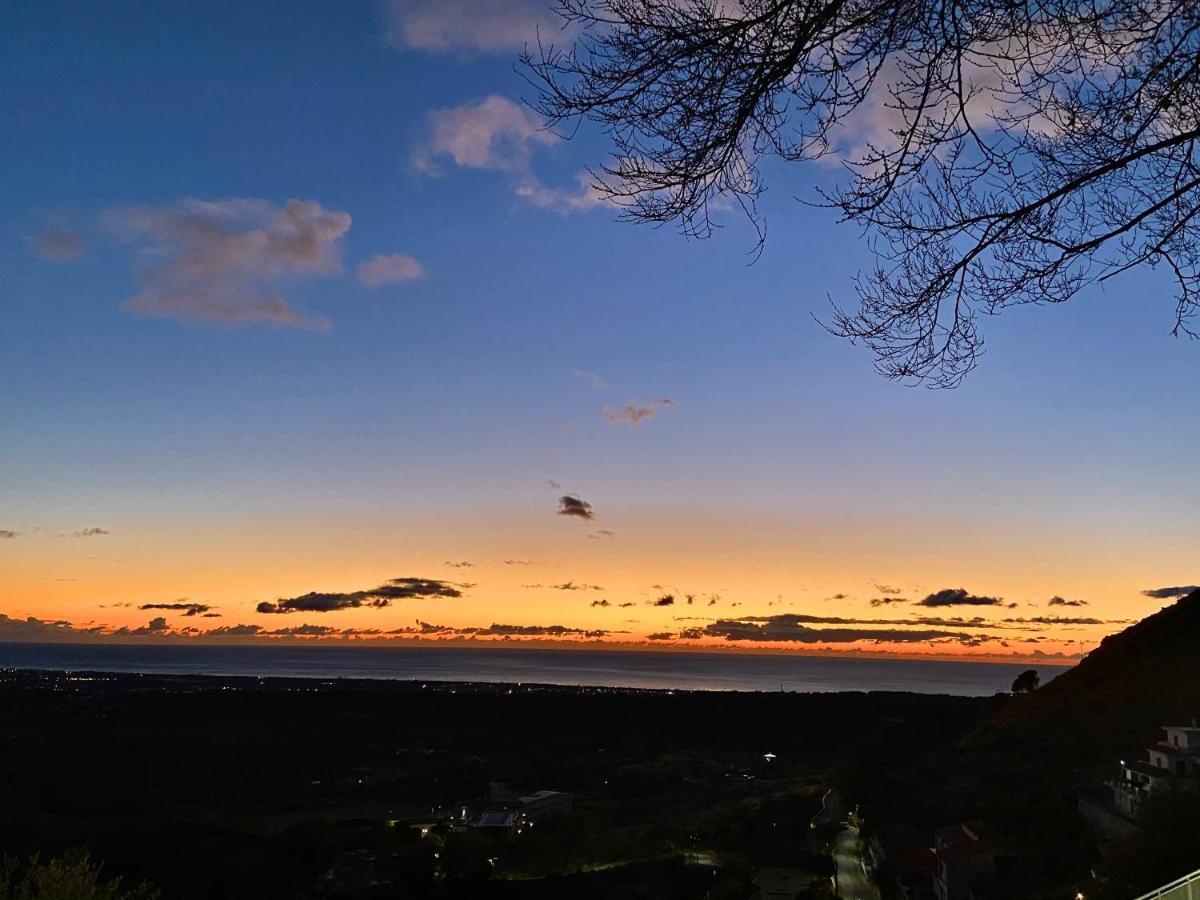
[918,588,1003,608]
[0,530,17,539]
[603,397,675,426]
[112,197,350,329]
[557,495,594,520]
[139,602,214,617]
[1142,585,1199,599]
[257,577,464,614]
[656,614,989,646]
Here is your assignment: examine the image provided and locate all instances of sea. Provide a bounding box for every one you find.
[0,642,1068,696]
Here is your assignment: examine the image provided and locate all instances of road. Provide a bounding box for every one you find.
[834,825,881,900]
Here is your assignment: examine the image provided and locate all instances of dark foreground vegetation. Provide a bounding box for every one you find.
[2,591,1198,899]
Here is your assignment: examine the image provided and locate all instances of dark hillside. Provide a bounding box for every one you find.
[979,588,1200,774]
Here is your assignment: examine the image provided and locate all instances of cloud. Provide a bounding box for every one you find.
[603,397,675,426]
[870,597,908,606]
[1047,595,1089,607]
[413,95,607,214]
[1142,585,1199,599]
[474,622,609,638]
[825,592,850,601]
[205,624,264,638]
[646,632,675,641]
[918,588,1003,608]
[618,602,636,608]
[680,614,988,645]
[257,577,464,614]
[33,229,85,261]
[549,581,604,591]
[0,530,17,539]
[0,613,105,641]
[588,529,616,540]
[591,599,610,607]
[444,560,474,569]
[872,582,904,595]
[504,558,535,566]
[651,594,675,607]
[557,495,594,520]
[65,527,108,538]
[111,197,350,329]
[139,602,213,617]
[413,95,557,177]
[358,253,423,287]
[383,0,564,53]
[573,369,608,391]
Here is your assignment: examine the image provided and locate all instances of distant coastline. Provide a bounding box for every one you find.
[0,641,1069,696]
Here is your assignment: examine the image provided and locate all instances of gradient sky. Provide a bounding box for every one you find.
[2,1,1196,662]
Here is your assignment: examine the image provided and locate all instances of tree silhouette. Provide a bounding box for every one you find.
[1011,668,1040,694]
[527,1,1200,385]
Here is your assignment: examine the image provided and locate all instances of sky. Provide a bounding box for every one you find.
[2,0,1197,663]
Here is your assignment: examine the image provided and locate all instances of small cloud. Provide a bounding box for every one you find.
[646,632,675,641]
[33,229,85,261]
[591,599,610,607]
[383,0,564,54]
[413,95,556,177]
[573,369,608,391]
[651,593,675,607]
[139,601,214,617]
[0,530,17,539]
[825,592,850,601]
[65,527,108,538]
[1047,595,1089,607]
[917,588,1003,608]
[504,558,535,566]
[557,495,594,520]
[358,253,424,287]
[618,602,636,608]
[870,597,908,606]
[588,529,616,540]
[257,577,464,614]
[444,560,474,569]
[603,397,675,426]
[872,582,903,595]
[1141,585,1199,599]
[110,197,350,330]
[550,581,605,591]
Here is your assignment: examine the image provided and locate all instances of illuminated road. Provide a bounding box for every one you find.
[834,825,880,900]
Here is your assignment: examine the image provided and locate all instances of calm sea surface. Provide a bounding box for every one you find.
[0,642,1068,695]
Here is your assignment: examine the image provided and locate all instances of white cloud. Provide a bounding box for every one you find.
[384,0,566,53]
[112,198,350,329]
[414,95,558,176]
[572,369,608,391]
[358,253,424,287]
[414,96,613,215]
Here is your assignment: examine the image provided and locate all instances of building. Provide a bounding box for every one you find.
[1111,721,1200,818]
[515,790,572,820]
[470,810,522,837]
[932,822,994,900]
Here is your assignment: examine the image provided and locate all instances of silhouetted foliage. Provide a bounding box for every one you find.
[528,1,1200,385]
[1010,668,1040,693]
[0,849,158,900]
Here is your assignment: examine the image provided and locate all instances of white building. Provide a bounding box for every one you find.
[1111,721,1200,818]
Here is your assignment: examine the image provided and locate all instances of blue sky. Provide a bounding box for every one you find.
[1,1,1195,656]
